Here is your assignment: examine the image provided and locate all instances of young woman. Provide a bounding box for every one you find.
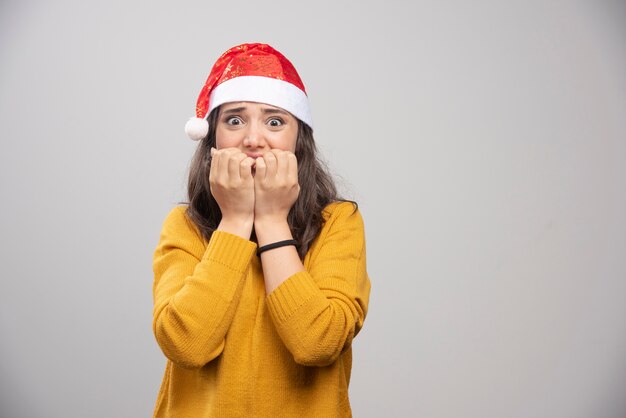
[152,43,371,417]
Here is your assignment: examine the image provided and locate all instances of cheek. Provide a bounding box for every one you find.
[288,130,298,152]
[278,128,298,152]
[215,129,240,149]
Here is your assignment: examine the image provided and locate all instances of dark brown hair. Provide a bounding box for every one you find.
[183,106,355,258]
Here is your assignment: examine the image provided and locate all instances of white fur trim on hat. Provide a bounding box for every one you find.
[206,75,313,128]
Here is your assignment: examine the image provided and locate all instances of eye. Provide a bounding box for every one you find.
[267,118,284,127]
[225,116,243,125]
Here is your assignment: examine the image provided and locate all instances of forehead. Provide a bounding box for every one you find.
[220,101,291,114]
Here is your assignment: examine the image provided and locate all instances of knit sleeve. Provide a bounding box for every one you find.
[265,202,371,367]
[152,206,257,368]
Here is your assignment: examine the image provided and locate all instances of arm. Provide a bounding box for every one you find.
[253,151,371,367]
[152,206,256,368]
[264,202,371,367]
[253,149,304,295]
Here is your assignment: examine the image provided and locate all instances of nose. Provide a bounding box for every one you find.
[243,121,266,149]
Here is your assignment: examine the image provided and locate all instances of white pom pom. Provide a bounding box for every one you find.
[184,117,209,141]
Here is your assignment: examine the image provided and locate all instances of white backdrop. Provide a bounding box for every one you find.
[1,0,625,417]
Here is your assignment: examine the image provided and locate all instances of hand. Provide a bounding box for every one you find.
[209,147,256,223]
[253,149,300,223]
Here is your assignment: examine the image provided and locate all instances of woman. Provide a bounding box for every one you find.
[152,43,371,417]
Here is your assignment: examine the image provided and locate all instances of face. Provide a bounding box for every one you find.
[215,101,298,156]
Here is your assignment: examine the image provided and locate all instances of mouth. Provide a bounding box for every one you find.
[246,153,263,159]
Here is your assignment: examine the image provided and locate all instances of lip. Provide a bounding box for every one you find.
[245,153,263,159]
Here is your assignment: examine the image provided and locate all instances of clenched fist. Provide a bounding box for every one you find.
[253,149,300,223]
[209,147,256,223]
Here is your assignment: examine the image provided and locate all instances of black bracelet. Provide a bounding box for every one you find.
[257,239,297,256]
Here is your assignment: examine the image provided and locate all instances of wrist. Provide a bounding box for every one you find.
[253,217,292,247]
[253,214,288,230]
[218,215,254,240]
[257,239,297,256]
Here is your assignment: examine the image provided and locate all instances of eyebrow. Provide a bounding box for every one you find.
[221,106,291,117]
[261,108,290,116]
[222,107,246,115]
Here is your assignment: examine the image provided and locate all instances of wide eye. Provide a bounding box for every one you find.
[268,118,283,127]
[226,116,243,125]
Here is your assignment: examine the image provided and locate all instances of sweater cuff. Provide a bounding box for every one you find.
[266,271,320,324]
[202,230,257,273]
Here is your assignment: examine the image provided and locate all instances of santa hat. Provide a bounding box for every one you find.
[184,43,313,141]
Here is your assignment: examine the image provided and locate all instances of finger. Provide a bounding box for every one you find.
[228,152,247,181]
[255,156,267,181]
[287,152,298,183]
[209,148,220,184]
[215,148,237,181]
[262,151,277,180]
[275,150,290,180]
[240,157,255,181]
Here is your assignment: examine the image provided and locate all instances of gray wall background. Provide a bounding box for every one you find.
[1,0,625,417]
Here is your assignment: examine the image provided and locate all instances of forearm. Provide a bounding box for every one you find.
[153,230,256,367]
[154,274,242,368]
[254,218,304,294]
[261,202,371,366]
[265,272,364,366]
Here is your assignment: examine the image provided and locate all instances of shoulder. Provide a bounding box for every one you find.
[304,200,366,265]
[161,205,191,230]
[316,200,365,243]
[153,205,207,276]
[321,200,363,227]
[157,205,206,247]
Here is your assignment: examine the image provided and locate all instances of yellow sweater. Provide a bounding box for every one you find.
[152,201,371,417]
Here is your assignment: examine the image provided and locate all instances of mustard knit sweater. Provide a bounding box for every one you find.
[151,201,371,417]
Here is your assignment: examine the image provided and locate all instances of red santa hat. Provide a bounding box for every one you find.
[184,43,313,141]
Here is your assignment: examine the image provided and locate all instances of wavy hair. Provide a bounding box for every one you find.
[183,106,354,259]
